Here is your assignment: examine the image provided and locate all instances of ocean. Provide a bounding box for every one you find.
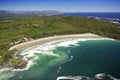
[60,12,120,18]
[0,38,120,80]
[60,12,120,25]
[0,13,120,80]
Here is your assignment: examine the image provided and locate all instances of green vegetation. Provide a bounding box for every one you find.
[0,16,120,65]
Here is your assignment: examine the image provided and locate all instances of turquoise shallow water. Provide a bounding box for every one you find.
[1,39,120,80]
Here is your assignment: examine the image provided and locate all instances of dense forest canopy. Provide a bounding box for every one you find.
[0,16,120,65]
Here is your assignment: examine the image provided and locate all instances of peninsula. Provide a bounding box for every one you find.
[0,16,120,68]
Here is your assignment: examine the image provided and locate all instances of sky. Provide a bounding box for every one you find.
[0,0,120,12]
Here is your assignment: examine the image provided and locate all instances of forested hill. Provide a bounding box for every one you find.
[0,16,120,65]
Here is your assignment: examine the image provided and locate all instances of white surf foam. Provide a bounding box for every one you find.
[57,73,120,80]
[0,70,15,80]
[95,73,107,79]
[15,37,112,71]
[0,37,114,80]
[0,68,12,73]
[12,37,119,80]
[57,76,89,80]
[12,60,33,71]
[95,73,120,80]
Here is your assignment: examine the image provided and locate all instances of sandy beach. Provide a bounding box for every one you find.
[9,33,102,51]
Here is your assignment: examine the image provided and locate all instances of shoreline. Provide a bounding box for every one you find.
[0,33,115,73]
[9,33,102,51]
[1,33,103,71]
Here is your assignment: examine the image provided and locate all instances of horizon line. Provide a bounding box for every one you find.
[0,9,120,13]
[0,10,120,13]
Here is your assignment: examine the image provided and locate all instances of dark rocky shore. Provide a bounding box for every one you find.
[0,56,28,70]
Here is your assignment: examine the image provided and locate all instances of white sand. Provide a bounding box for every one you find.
[9,33,102,51]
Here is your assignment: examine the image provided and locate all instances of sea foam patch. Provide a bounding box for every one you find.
[0,37,114,80]
[14,37,113,70]
[0,70,15,80]
[57,73,120,80]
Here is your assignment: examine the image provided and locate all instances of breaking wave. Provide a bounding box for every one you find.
[0,69,15,80]
[0,37,115,80]
[57,73,120,80]
[15,38,111,70]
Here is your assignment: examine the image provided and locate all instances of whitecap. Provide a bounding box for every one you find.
[0,37,114,80]
[95,73,107,79]
[57,76,89,80]
[17,37,113,72]
[57,73,120,80]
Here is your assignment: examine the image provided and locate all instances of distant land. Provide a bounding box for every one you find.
[0,10,62,16]
[0,10,120,25]
[0,10,120,79]
[0,10,120,16]
[0,10,120,80]
[0,0,120,79]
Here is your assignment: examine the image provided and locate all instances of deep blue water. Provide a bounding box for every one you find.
[60,12,120,18]
[59,12,120,24]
